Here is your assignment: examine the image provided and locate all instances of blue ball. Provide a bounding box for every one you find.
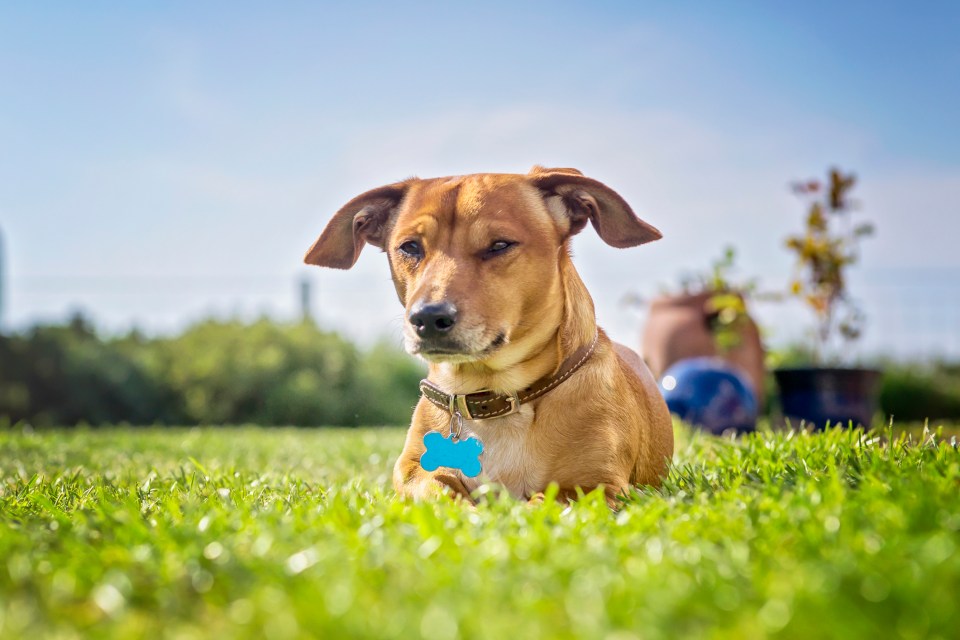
[659,357,758,434]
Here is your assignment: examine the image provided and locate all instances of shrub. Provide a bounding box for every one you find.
[879,363,960,422]
[0,316,425,427]
[0,315,176,426]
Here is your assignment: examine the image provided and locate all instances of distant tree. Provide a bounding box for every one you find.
[1,315,425,427]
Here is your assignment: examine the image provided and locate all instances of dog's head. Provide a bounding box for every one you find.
[304,167,661,364]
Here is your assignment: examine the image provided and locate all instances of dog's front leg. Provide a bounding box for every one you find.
[392,410,476,504]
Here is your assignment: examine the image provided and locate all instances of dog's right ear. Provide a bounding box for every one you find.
[303,181,413,269]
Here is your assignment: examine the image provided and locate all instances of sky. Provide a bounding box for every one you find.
[1,2,958,357]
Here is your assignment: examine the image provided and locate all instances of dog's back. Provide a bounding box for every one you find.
[613,342,675,486]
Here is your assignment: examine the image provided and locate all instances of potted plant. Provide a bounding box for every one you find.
[774,168,881,428]
[639,246,767,407]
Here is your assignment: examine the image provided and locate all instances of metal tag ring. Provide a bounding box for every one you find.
[449,410,464,441]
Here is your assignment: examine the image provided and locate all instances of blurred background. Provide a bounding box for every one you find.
[2,1,958,426]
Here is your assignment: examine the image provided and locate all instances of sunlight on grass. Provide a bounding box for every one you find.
[1,423,958,639]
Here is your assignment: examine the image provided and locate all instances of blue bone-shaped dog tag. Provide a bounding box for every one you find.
[420,431,484,478]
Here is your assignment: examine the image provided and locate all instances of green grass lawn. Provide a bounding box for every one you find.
[1,424,958,640]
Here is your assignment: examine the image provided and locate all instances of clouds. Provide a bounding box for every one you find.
[2,3,957,357]
[9,94,958,358]
[305,102,959,355]
[860,166,960,268]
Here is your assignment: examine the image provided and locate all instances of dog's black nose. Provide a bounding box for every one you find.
[409,301,458,339]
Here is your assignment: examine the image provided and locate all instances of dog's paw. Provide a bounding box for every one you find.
[433,474,477,505]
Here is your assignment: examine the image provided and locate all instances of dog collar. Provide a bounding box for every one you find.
[419,332,600,421]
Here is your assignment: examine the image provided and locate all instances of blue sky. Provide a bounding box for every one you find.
[2,2,958,356]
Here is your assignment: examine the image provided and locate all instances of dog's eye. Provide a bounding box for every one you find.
[398,241,424,259]
[484,240,516,258]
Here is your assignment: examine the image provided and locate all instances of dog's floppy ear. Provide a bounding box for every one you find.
[304,181,413,269]
[527,166,662,247]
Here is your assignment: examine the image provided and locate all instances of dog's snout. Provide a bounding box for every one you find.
[409,301,458,339]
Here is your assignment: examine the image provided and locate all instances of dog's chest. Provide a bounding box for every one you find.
[459,407,545,499]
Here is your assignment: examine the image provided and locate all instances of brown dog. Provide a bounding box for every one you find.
[304,166,673,507]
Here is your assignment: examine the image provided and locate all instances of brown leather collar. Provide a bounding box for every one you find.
[419,332,599,421]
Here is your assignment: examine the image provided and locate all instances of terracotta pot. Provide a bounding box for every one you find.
[641,292,766,407]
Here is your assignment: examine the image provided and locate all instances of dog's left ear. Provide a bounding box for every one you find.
[527,167,662,247]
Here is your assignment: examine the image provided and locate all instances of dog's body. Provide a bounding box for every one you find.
[305,167,673,506]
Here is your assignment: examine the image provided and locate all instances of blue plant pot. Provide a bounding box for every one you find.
[659,357,758,435]
[774,367,882,429]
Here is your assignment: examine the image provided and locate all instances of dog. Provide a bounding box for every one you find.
[304,166,674,507]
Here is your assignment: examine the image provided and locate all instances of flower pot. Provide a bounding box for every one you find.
[641,292,766,407]
[774,367,882,429]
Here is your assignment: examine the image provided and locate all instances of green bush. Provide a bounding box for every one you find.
[880,363,960,422]
[0,315,177,426]
[0,316,425,427]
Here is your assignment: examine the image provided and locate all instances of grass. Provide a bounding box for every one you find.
[1,423,958,640]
